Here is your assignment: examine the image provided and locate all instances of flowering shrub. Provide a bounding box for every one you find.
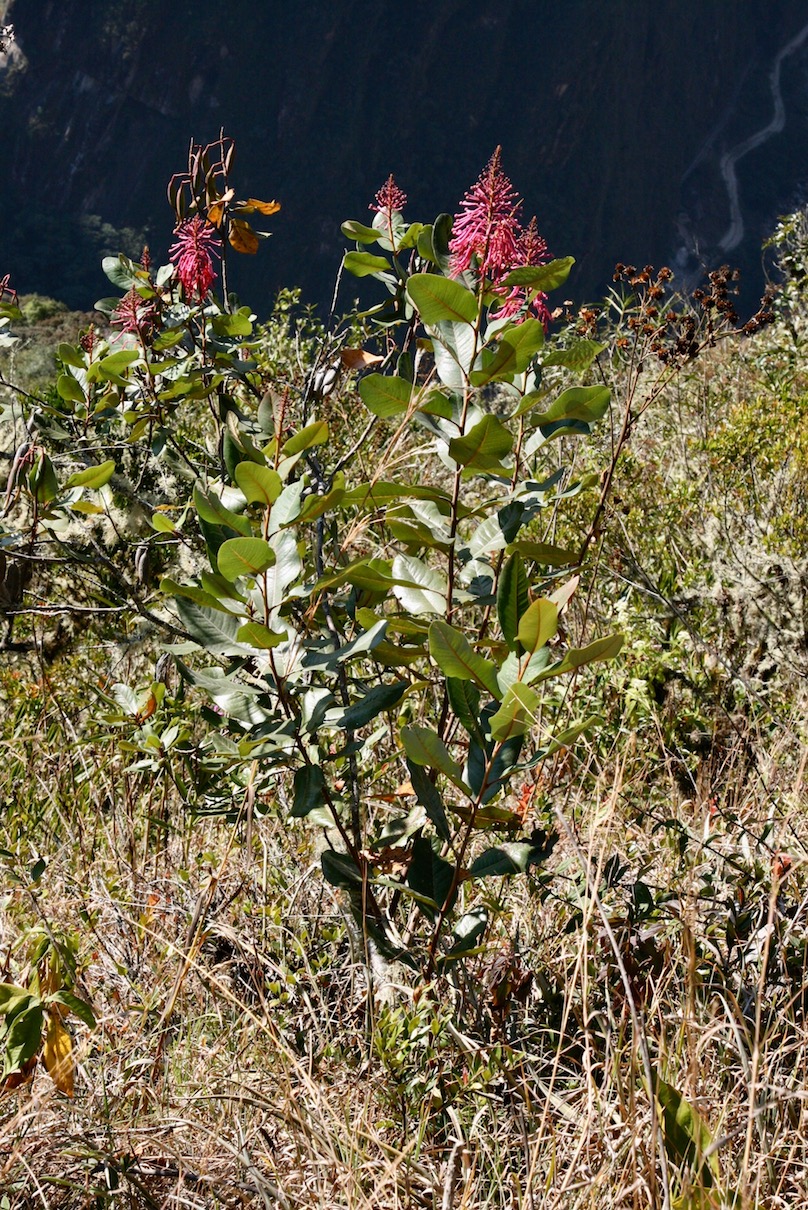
[0,140,622,981]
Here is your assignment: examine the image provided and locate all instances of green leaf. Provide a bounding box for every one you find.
[497,554,529,648]
[102,254,140,290]
[65,460,115,489]
[341,219,381,244]
[469,841,543,878]
[0,984,31,1018]
[57,342,85,369]
[301,620,388,669]
[161,576,239,614]
[98,349,139,383]
[416,214,453,271]
[217,537,276,581]
[236,621,285,649]
[315,557,397,595]
[428,620,500,697]
[344,250,390,277]
[392,554,447,616]
[406,836,456,919]
[211,311,253,337]
[650,1070,719,1187]
[539,632,624,678]
[470,319,545,385]
[406,760,451,842]
[445,906,489,957]
[292,765,326,818]
[418,389,454,419]
[173,598,251,656]
[262,530,303,612]
[359,374,413,418]
[488,683,541,741]
[194,486,251,536]
[500,256,575,291]
[282,421,329,455]
[433,320,477,390]
[507,539,578,567]
[234,461,282,506]
[4,1002,43,1077]
[29,452,58,504]
[406,273,478,325]
[537,715,600,761]
[533,384,611,426]
[48,991,96,1028]
[340,482,452,510]
[517,598,558,654]
[401,725,465,788]
[467,512,509,559]
[321,851,363,888]
[446,678,483,743]
[56,373,85,404]
[542,339,606,371]
[510,388,550,418]
[296,475,346,525]
[332,680,408,731]
[448,414,513,470]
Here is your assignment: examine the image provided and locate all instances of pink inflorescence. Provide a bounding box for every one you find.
[111,287,157,339]
[450,150,552,327]
[169,216,220,301]
[492,216,552,327]
[449,147,521,281]
[371,174,407,215]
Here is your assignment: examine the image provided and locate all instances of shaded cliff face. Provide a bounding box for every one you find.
[2,0,808,314]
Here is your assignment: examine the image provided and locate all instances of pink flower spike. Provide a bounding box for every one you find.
[449,147,522,281]
[492,215,552,329]
[371,174,407,215]
[517,216,549,268]
[169,216,220,301]
[111,287,157,339]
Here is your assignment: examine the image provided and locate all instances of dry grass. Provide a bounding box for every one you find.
[2,639,808,1209]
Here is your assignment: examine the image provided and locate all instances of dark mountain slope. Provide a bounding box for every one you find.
[1,1,807,312]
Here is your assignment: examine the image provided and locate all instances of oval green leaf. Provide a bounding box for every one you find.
[217,537,276,582]
[500,256,575,291]
[236,621,285,649]
[344,251,390,277]
[401,725,465,788]
[428,619,500,697]
[56,373,85,405]
[533,385,611,426]
[341,219,381,244]
[282,420,329,455]
[517,598,558,655]
[235,461,282,506]
[65,460,115,489]
[359,373,413,418]
[406,273,478,326]
[448,414,513,470]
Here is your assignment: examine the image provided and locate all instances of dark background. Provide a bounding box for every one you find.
[2,0,808,316]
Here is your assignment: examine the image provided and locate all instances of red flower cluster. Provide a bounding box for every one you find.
[493,217,552,327]
[111,287,158,340]
[449,147,521,281]
[371,174,407,216]
[449,149,551,326]
[169,216,220,301]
